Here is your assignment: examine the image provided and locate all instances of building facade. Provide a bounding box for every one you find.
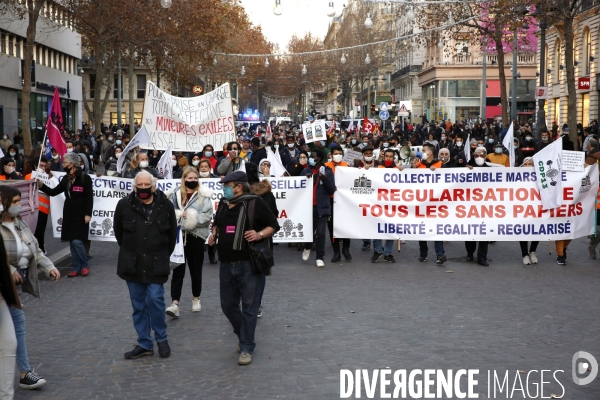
[0,1,82,145]
[540,2,599,130]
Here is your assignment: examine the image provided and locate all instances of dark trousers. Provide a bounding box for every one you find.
[419,241,445,257]
[170,234,205,301]
[465,241,488,260]
[220,260,261,354]
[327,198,349,252]
[304,206,328,260]
[34,212,49,253]
[519,241,539,257]
[208,243,217,261]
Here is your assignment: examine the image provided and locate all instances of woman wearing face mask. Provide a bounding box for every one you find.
[101,135,114,163]
[7,145,24,175]
[164,167,213,318]
[287,151,309,176]
[487,143,510,167]
[104,145,124,176]
[519,133,535,158]
[197,160,219,264]
[258,159,274,177]
[465,147,491,266]
[0,134,12,153]
[149,150,161,168]
[0,157,21,181]
[450,136,467,167]
[189,153,202,171]
[217,142,246,177]
[0,185,60,391]
[37,152,93,277]
[517,157,539,265]
[200,145,217,171]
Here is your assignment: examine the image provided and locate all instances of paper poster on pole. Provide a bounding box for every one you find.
[333,166,597,241]
[342,150,363,165]
[303,122,315,144]
[561,150,585,172]
[141,81,235,152]
[47,175,313,243]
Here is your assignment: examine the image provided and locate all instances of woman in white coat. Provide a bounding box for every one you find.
[165,167,213,317]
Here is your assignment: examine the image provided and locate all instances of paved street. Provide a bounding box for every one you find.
[13,234,600,399]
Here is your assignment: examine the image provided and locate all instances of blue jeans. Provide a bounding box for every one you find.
[304,206,328,260]
[419,241,445,257]
[70,239,88,273]
[126,281,168,350]
[255,273,266,307]
[373,239,393,256]
[9,306,30,373]
[220,261,261,354]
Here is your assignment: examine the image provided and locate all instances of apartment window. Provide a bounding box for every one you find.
[137,75,146,99]
[41,47,45,66]
[553,98,560,125]
[554,40,561,83]
[583,27,591,75]
[15,37,21,58]
[8,35,14,56]
[113,75,122,99]
[89,74,96,99]
[0,33,6,54]
[582,93,590,127]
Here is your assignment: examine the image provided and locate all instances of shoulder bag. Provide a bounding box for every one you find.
[246,199,274,275]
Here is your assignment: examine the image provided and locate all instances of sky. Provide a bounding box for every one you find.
[241,0,340,53]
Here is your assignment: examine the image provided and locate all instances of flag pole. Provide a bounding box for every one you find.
[37,130,48,172]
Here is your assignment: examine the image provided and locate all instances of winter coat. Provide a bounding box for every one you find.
[114,190,177,284]
[250,145,267,165]
[0,238,20,309]
[280,148,300,170]
[301,165,336,217]
[1,218,56,299]
[40,170,93,241]
[217,157,246,176]
[167,184,213,240]
[250,179,278,217]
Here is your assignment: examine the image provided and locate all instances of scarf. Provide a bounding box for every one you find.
[220,193,260,250]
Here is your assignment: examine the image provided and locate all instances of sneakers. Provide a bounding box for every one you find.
[192,298,201,312]
[331,252,341,262]
[342,248,352,261]
[361,243,370,251]
[588,246,597,259]
[124,345,154,359]
[257,306,263,318]
[302,249,311,261]
[238,352,252,365]
[166,302,180,318]
[67,271,79,277]
[81,267,90,276]
[157,340,171,358]
[557,256,566,265]
[436,254,447,264]
[418,255,427,262]
[478,259,489,267]
[371,252,382,263]
[523,255,531,265]
[316,259,325,268]
[529,252,538,264]
[19,371,46,389]
[384,255,396,263]
[466,254,474,262]
[236,344,241,353]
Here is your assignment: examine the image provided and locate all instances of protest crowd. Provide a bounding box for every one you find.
[0,110,599,398]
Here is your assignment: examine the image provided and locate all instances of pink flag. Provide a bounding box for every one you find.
[46,86,67,156]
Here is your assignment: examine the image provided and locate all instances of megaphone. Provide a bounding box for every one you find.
[400,145,411,160]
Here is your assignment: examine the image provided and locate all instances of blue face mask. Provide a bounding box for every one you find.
[204,151,213,157]
[308,158,317,167]
[320,141,326,146]
[223,185,234,199]
[116,140,122,145]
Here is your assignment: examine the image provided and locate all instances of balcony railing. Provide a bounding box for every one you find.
[422,53,537,68]
[391,64,422,81]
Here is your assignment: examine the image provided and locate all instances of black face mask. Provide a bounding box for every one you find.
[185,180,199,190]
[136,187,153,200]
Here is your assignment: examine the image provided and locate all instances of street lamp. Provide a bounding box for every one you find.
[160,0,172,8]
[327,2,335,17]
[532,4,547,136]
[340,53,346,64]
[365,53,371,64]
[302,65,307,75]
[364,13,373,29]
[273,0,282,16]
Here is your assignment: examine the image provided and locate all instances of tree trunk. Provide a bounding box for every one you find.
[563,17,578,147]
[494,35,509,127]
[21,0,42,156]
[128,58,135,135]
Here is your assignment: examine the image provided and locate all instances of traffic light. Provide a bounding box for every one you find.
[371,104,376,115]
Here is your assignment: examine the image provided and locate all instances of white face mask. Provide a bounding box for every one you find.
[52,154,59,160]
[139,161,149,168]
[475,157,485,166]
[422,151,431,160]
[332,154,343,163]
[192,160,200,166]
[455,141,463,147]
[199,171,210,177]
[171,160,177,167]
[66,148,73,153]
[115,152,122,158]
[287,143,295,148]
[363,156,373,162]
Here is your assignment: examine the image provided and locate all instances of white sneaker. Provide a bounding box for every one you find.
[302,249,311,261]
[522,255,531,265]
[166,302,179,318]
[192,298,201,312]
[316,259,325,268]
[529,252,538,264]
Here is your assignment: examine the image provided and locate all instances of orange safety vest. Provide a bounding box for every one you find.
[417,160,442,169]
[25,173,50,214]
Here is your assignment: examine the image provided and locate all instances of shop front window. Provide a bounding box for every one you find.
[582,93,590,127]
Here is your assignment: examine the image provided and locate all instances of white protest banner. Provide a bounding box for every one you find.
[48,175,313,243]
[156,146,173,179]
[141,81,235,152]
[343,150,363,165]
[562,150,585,172]
[333,166,597,241]
[117,126,151,173]
[502,122,515,167]
[533,138,563,210]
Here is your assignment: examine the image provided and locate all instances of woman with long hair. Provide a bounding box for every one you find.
[165,167,213,317]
